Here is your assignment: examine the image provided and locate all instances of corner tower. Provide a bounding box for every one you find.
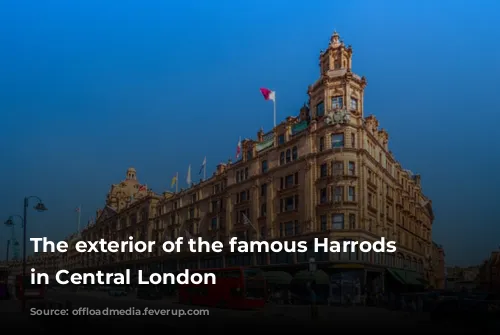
[308,31,367,121]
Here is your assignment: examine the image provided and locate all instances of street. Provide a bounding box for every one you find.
[1,290,497,332]
[0,299,45,330]
[39,290,490,331]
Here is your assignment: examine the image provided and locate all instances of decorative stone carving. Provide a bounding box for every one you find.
[325,109,350,125]
[306,160,315,171]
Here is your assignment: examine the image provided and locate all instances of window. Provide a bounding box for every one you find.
[350,97,358,111]
[260,183,267,197]
[351,133,356,148]
[331,133,344,148]
[260,203,267,217]
[236,168,249,182]
[189,208,195,219]
[284,174,296,188]
[367,193,373,207]
[191,193,197,203]
[332,161,343,176]
[261,160,268,173]
[319,136,324,152]
[237,190,250,203]
[334,186,343,202]
[320,215,327,231]
[320,188,327,204]
[247,150,253,160]
[280,152,285,165]
[331,96,343,109]
[348,186,355,202]
[292,146,298,160]
[210,217,217,230]
[332,214,344,229]
[348,161,355,175]
[280,195,298,212]
[349,214,356,229]
[320,163,328,178]
[280,220,299,237]
[286,149,291,163]
[316,101,325,117]
[278,134,285,145]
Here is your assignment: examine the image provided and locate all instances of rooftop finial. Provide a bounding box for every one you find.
[330,30,341,47]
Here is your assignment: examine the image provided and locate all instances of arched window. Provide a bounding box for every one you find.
[285,149,291,163]
[396,253,404,268]
[280,152,285,165]
[404,256,411,269]
[292,146,298,160]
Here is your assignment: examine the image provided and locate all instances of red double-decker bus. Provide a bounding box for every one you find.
[16,275,46,300]
[178,267,266,309]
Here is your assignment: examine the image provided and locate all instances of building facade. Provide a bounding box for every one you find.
[479,251,499,292]
[74,31,433,288]
[431,242,446,289]
[4,31,436,293]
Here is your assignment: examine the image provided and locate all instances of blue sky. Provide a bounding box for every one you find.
[0,0,498,266]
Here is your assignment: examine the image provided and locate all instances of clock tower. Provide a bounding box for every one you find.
[308,31,367,121]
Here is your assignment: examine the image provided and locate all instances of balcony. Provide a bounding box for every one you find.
[278,184,299,195]
[367,179,377,190]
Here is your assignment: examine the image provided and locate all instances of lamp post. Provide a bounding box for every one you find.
[5,240,10,261]
[4,196,47,311]
[4,215,23,261]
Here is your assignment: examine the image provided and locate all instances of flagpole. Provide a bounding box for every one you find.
[176,172,179,193]
[77,205,81,233]
[273,98,276,129]
[203,158,206,181]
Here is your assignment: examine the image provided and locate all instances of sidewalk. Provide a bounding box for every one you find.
[0,299,43,330]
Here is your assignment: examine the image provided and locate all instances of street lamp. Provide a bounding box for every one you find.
[4,215,23,262]
[4,196,47,311]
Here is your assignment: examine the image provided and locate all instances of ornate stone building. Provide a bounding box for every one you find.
[73,168,161,272]
[149,31,435,287]
[55,31,435,290]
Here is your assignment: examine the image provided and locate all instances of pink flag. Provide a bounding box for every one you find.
[138,185,147,191]
[236,137,241,159]
[260,87,275,102]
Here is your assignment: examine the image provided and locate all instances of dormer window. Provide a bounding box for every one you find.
[316,101,325,117]
[332,96,343,109]
[278,134,285,145]
[350,98,358,111]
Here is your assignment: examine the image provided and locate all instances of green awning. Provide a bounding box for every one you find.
[387,268,406,284]
[387,268,425,286]
[405,271,425,286]
[293,270,330,285]
[263,271,293,286]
